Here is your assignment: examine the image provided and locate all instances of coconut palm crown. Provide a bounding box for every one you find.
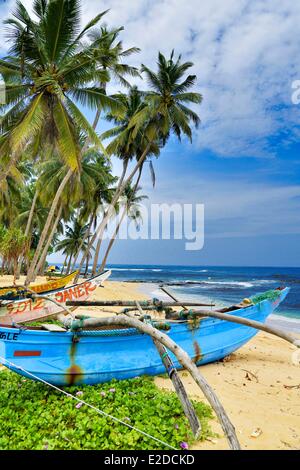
[130,50,202,145]
[0,0,125,178]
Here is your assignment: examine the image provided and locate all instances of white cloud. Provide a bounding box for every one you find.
[141,171,300,238]
[1,0,300,157]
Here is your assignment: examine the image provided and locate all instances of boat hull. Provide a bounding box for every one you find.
[0,288,289,386]
[0,271,111,324]
[0,271,78,299]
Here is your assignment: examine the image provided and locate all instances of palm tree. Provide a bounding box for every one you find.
[77,87,159,277]
[87,25,141,132]
[0,227,27,284]
[99,185,147,271]
[88,86,154,275]
[78,28,141,274]
[0,1,123,182]
[16,182,49,274]
[80,51,202,275]
[55,219,91,274]
[72,153,116,274]
[0,225,7,273]
[35,204,64,276]
[0,1,125,285]
[29,146,114,279]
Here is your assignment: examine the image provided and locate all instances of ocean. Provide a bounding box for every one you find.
[104,264,300,324]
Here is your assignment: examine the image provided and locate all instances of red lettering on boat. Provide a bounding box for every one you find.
[33,298,44,311]
[14,350,41,357]
[55,292,64,303]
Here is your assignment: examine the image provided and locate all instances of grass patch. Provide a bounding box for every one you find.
[0,369,213,450]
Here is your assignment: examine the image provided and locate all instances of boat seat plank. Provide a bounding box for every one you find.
[40,324,66,332]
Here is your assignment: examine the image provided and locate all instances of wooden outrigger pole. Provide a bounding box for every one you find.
[58,312,241,450]
[134,301,201,439]
[66,300,215,308]
[158,285,300,348]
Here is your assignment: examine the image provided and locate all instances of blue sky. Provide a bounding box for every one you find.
[1,0,300,267]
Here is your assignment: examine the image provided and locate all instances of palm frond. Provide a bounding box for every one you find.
[66,97,108,157]
[71,87,126,117]
[10,93,46,154]
[141,64,162,92]
[44,0,81,62]
[62,10,109,61]
[170,105,192,142]
[53,100,80,170]
[174,76,197,94]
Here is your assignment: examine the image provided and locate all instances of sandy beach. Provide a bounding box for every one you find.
[1,275,299,450]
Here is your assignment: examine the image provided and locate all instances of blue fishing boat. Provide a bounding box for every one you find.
[0,287,289,386]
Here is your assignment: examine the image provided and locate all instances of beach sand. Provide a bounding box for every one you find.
[0,275,299,450]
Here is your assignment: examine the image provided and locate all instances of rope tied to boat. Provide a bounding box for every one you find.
[152,298,164,311]
[0,355,177,450]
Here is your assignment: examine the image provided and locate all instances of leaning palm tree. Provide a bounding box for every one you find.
[88,86,159,275]
[0,1,123,182]
[29,146,114,280]
[77,86,159,277]
[72,152,116,273]
[87,24,141,132]
[80,51,202,276]
[99,185,147,272]
[0,1,125,284]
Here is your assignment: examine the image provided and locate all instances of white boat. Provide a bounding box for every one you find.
[0,271,111,325]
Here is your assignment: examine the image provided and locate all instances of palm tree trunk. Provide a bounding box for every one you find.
[16,189,39,279]
[84,253,89,277]
[92,107,102,130]
[25,169,73,286]
[70,215,94,273]
[33,205,63,279]
[66,253,72,275]
[98,167,142,273]
[91,237,102,276]
[99,206,127,272]
[92,81,106,129]
[75,149,149,283]
[1,258,5,275]
[61,254,68,274]
[77,159,128,280]
[13,258,18,286]
[87,158,129,277]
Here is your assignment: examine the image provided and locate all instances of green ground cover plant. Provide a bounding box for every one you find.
[0,370,213,450]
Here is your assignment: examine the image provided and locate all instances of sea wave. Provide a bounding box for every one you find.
[169,280,254,288]
[270,313,300,323]
[111,268,162,272]
[202,280,254,287]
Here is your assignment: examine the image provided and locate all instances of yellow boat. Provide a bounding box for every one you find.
[0,271,78,297]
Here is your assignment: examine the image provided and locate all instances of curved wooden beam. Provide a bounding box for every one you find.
[60,314,241,450]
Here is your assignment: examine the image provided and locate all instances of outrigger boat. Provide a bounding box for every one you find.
[0,287,289,386]
[0,270,111,325]
[0,271,78,300]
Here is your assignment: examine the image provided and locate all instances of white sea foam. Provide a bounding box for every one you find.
[177,280,254,288]
[111,268,147,271]
[268,314,300,333]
